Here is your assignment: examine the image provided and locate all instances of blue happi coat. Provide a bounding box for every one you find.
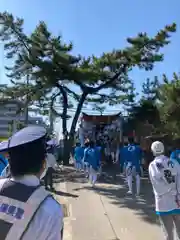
[170,149,180,165]
[0,154,8,176]
[74,146,84,163]
[123,144,142,172]
[83,147,99,171]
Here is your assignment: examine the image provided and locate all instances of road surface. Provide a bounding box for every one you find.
[54,167,163,240]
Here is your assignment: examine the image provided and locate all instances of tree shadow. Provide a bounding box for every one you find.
[55,165,159,225]
[53,166,88,184]
[73,168,159,226]
[53,189,79,198]
[99,179,157,225]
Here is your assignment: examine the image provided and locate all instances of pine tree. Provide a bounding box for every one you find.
[158,73,180,138]
[142,76,160,101]
[0,12,176,163]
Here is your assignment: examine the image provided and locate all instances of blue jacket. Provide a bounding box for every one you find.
[170,150,180,164]
[74,146,84,163]
[0,154,8,175]
[83,147,99,170]
[123,144,142,167]
[95,146,102,164]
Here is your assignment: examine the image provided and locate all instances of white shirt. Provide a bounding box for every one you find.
[149,155,180,213]
[47,153,57,170]
[0,175,63,240]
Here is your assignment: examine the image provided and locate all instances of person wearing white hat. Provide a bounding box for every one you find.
[149,141,180,240]
[0,126,63,240]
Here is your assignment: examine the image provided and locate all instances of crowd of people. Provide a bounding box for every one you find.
[1,124,180,239]
[74,136,180,240]
[73,137,142,193]
[74,140,102,186]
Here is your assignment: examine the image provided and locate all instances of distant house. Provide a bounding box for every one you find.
[0,99,44,140]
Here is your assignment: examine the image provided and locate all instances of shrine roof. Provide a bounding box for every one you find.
[81,112,121,124]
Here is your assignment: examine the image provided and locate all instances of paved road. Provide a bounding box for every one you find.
[55,167,163,240]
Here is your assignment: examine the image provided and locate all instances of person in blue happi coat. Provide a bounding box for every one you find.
[124,137,142,196]
[170,148,180,165]
[119,142,129,183]
[95,141,102,176]
[74,142,84,171]
[83,141,100,186]
[82,140,90,176]
[0,154,8,176]
[119,142,127,173]
[0,141,9,177]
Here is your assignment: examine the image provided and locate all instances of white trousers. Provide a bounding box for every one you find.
[98,165,102,176]
[140,165,144,177]
[83,162,90,176]
[126,165,140,195]
[75,162,81,170]
[159,214,180,240]
[89,166,97,185]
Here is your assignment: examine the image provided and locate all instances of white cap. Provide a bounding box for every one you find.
[151,141,164,156]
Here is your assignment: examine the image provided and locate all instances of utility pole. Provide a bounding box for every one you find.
[24,75,30,126]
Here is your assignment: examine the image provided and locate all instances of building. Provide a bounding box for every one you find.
[0,99,44,140]
[78,112,123,145]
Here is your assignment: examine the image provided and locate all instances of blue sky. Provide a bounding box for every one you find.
[0,0,179,136]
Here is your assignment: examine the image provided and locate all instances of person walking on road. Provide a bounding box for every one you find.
[124,137,142,196]
[0,126,63,240]
[83,140,91,177]
[170,147,180,165]
[95,141,102,177]
[0,141,9,177]
[83,141,100,187]
[149,141,180,240]
[45,144,57,191]
[74,142,84,171]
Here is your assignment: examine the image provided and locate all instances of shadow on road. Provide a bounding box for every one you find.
[53,189,79,198]
[53,166,88,184]
[94,177,158,226]
[70,166,159,226]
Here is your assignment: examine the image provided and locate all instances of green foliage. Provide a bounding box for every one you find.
[0,11,176,137]
[122,81,137,111]
[142,76,160,101]
[130,99,160,124]
[158,73,180,138]
[128,77,161,135]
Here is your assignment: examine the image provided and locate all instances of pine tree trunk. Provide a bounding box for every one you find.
[63,92,87,165]
[62,136,74,165]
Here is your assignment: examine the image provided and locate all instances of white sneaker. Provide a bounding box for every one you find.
[92,181,96,187]
[127,190,133,195]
